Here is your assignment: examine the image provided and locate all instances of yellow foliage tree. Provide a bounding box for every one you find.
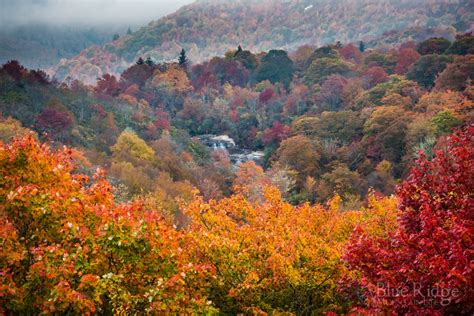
[0,116,35,142]
[109,130,156,196]
[182,186,398,314]
[415,90,474,120]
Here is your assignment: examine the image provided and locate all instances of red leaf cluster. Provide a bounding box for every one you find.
[344,125,474,314]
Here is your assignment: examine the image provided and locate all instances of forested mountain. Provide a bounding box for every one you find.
[1,0,474,314]
[2,33,473,205]
[53,0,473,84]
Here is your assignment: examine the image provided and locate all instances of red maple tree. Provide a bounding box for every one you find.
[344,125,474,315]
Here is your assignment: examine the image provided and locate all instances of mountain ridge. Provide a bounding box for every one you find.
[52,0,472,84]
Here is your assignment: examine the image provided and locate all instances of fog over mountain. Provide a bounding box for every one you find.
[0,0,194,29]
[0,0,194,68]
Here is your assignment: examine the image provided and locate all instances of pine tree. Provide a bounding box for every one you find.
[136,57,144,65]
[145,56,154,66]
[359,41,365,52]
[127,27,132,35]
[234,45,243,57]
[178,49,188,67]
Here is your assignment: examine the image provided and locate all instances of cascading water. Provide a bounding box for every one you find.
[197,134,264,167]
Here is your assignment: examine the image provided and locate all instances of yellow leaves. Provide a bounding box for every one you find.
[0,116,35,143]
[150,65,191,94]
[111,130,155,164]
[180,182,401,311]
[109,161,154,195]
[243,271,260,287]
[262,186,283,205]
[376,160,392,173]
[109,130,157,196]
[327,194,342,212]
[223,82,234,99]
[381,92,411,108]
[362,192,399,238]
[415,90,472,114]
[181,184,397,311]
[234,161,269,195]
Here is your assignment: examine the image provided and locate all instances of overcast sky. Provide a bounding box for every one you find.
[0,0,195,29]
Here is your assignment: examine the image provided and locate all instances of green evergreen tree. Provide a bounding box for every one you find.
[178,49,188,67]
[234,45,243,57]
[359,41,365,52]
[145,56,154,66]
[136,57,144,65]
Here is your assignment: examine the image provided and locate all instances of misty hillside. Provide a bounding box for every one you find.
[0,24,123,69]
[54,0,473,84]
[0,0,192,70]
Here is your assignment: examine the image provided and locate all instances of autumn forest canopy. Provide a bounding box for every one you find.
[0,0,473,314]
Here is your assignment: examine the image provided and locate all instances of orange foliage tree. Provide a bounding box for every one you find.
[150,65,192,95]
[0,135,215,314]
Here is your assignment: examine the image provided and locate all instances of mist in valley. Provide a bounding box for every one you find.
[0,0,194,68]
